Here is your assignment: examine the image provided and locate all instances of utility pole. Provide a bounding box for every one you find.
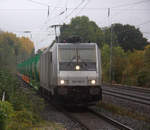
[2,91,5,101]
[108,8,113,84]
[50,25,62,43]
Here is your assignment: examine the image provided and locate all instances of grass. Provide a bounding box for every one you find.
[97,102,150,123]
[30,121,66,130]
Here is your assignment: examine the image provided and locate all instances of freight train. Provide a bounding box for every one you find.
[17,40,102,106]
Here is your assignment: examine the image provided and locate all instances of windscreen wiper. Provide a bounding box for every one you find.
[67,56,76,66]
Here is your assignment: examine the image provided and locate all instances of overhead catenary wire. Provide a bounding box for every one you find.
[49,0,60,17]
[34,0,85,47]
[143,32,150,34]
[0,8,150,11]
[41,0,66,31]
[25,0,52,33]
[0,0,148,12]
[75,0,91,17]
[25,0,150,43]
[112,0,150,9]
[63,0,86,22]
[27,4,56,38]
[4,0,148,29]
[27,0,51,7]
[137,20,150,26]
[2,0,149,49]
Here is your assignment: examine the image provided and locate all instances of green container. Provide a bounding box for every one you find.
[17,52,41,82]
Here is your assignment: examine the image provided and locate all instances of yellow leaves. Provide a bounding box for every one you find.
[128,50,144,69]
[0,32,34,56]
[145,44,150,49]
[121,50,144,85]
[0,32,34,69]
[7,109,33,130]
[19,37,34,55]
[102,44,150,86]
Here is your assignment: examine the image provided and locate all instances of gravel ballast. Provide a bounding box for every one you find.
[41,103,82,130]
[96,94,150,130]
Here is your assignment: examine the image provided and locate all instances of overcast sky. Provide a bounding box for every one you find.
[0,0,150,51]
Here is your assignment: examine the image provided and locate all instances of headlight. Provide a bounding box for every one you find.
[91,80,96,85]
[75,65,80,70]
[60,80,65,85]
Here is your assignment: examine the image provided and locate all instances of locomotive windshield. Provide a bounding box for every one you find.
[59,46,96,71]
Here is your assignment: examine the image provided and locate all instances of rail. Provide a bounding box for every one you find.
[102,85,150,106]
[88,108,134,130]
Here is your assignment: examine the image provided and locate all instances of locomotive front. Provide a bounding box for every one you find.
[56,43,102,106]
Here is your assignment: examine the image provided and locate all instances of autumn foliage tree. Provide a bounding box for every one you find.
[137,45,150,87]
[0,32,34,71]
[102,44,150,87]
[101,44,127,83]
[122,50,145,85]
[19,37,34,55]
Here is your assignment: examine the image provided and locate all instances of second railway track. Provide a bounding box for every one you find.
[103,84,150,94]
[102,85,150,106]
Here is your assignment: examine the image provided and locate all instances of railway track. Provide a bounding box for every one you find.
[88,109,134,130]
[49,102,90,130]
[54,105,134,130]
[102,85,150,106]
[19,78,134,130]
[103,84,150,94]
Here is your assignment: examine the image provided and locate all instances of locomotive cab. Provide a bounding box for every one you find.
[56,43,102,106]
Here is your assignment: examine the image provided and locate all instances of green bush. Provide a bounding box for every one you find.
[0,70,45,130]
[7,109,33,130]
[0,101,14,130]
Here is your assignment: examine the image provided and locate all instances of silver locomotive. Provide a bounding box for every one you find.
[39,42,102,106]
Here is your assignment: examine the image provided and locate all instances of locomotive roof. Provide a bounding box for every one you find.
[57,42,97,45]
[42,42,97,54]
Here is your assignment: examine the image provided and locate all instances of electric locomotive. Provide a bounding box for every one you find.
[18,41,102,106]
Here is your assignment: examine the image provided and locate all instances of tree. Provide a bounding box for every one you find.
[112,46,127,83]
[101,44,127,83]
[19,37,34,55]
[0,70,45,129]
[59,16,104,47]
[111,23,148,51]
[137,45,150,87]
[0,32,34,70]
[101,44,110,82]
[122,50,144,85]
